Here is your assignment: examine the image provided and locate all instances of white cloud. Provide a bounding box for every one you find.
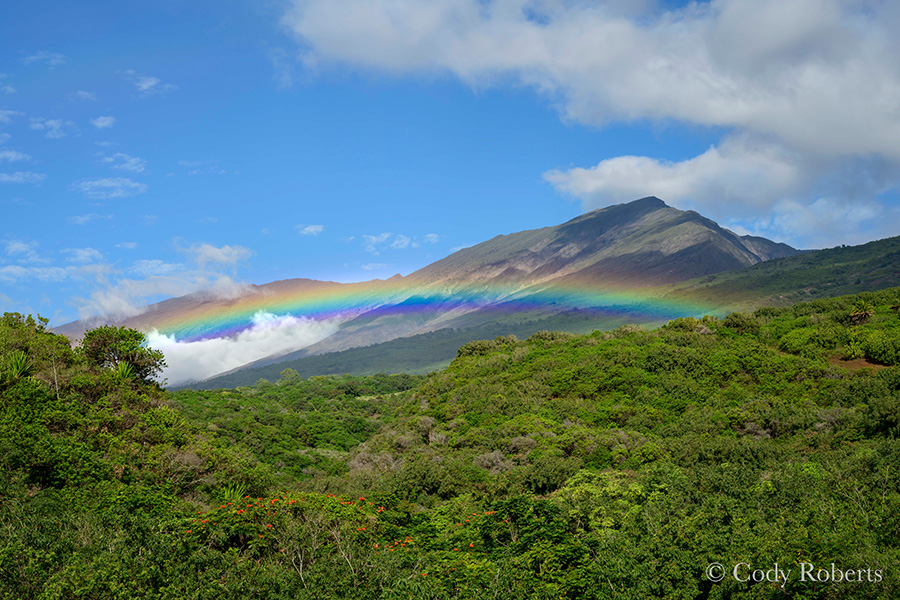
[362,232,438,253]
[545,136,809,220]
[0,133,9,144]
[123,70,178,95]
[130,259,183,277]
[73,90,97,101]
[22,52,67,66]
[0,85,14,95]
[62,247,103,263]
[4,239,44,263]
[0,263,109,284]
[283,0,900,159]
[0,109,22,124]
[30,117,74,138]
[146,312,339,385]
[0,150,30,162]
[115,242,138,249]
[361,262,390,270]
[746,197,900,248]
[69,213,113,225]
[0,265,68,282]
[90,115,116,129]
[283,0,900,247]
[181,242,253,267]
[0,171,45,184]
[101,152,146,173]
[390,234,411,249]
[362,232,392,254]
[75,269,251,321]
[72,177,148,199]
[297,224,324,235]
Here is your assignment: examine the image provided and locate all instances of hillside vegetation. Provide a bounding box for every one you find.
[2,287,900,598]
[667,235,900,310]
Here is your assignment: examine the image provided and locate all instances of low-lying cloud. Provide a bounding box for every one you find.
[146,312,339,385]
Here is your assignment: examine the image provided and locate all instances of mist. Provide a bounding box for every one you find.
[145,311,339,386]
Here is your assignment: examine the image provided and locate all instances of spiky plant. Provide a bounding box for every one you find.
[112,361,136,384]
[850,300,876,325]
[6,350,33,380]
[219,482,249,504]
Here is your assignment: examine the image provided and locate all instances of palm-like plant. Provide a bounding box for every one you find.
[850,300,876,325]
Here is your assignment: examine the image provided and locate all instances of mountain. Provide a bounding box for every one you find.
[56,197,800,384]
[259,197,797,358]
[192,234,900,389]
[404,196,795,290]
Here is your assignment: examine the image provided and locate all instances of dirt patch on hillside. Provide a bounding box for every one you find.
[828,356,889,371]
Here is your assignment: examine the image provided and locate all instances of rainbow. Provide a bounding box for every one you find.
[130,277,716,342]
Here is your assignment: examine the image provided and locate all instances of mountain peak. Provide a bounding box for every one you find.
[632,195,667,207]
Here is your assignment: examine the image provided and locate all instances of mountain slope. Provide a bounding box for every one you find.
[56,197,800,384]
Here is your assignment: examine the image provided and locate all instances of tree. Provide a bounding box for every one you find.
[79,325,166,384]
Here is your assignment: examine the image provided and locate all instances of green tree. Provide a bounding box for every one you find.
[79,325,166,384]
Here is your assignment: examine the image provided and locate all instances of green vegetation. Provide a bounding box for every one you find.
[2,288,900,598]
[667,235,900,309]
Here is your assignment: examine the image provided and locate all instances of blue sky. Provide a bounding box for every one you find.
[2,0,900,326]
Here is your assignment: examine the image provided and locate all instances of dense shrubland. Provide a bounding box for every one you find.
[2,288,899,598]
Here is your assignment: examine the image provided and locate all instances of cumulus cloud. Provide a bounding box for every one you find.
[72,177,148,199]
[297,224,324,235]
[146,313,339,385]
[545,136,809,220]
[102,152,146,173]
[91,115,116,129]
[283,0,900,246]
[0,171,45,184]
[283,0,900,158]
